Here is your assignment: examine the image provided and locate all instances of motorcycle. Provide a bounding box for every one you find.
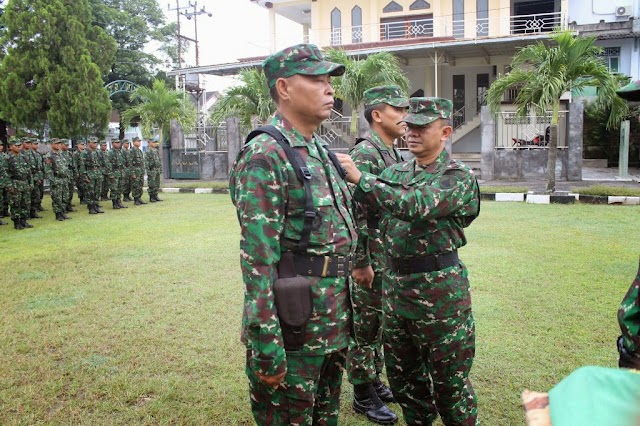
[512,126,550,147]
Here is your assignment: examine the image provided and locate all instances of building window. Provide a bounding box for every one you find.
[477,0,488,37]
[383,1,403,13]
[331,7,342,45]
[352,6,362,43]
[381,14,433,40]
[453,0,464,38]
[600,47,620,73]
[410,0,430,10]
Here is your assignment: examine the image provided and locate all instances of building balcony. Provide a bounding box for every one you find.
[307,11,566,49]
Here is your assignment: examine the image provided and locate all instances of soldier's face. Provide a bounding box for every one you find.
[113,142,121,150]
[133,141,140,148]
[10,144,21,153]
[100,145,107,151]
[405,119,451,159]
[32,144,39,151]
[283,74,335,123]
[378,105,408,139]
[78,145,85,151]
[88,142,97,150]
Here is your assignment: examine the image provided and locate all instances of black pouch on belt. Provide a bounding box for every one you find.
[274,252,313,351]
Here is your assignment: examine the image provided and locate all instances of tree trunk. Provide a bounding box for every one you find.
[0,119,7,151]
[545,124,558,193]
[118,115,125,140]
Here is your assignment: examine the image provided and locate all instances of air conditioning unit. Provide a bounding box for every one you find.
[615,5,631,16]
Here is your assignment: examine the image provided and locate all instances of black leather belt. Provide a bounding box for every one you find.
[292,253,354,278]
[390,251,459,274]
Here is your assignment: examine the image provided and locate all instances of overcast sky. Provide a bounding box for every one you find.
[159,0,302,91]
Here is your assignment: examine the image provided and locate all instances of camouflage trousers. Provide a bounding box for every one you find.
[347,274,385,385]
[74,176,83,202]
[31,179,42,209]
[147,169,160,196]
[49,178,69,214]
[130,168,144,199]
[109,173,121,201]
[101,173,110,199]
[246,348,347,426]
[122,169,132,197]
[83,174,100,205]
[0,187,6,213]
[8,180,31,220]
[384,309,477,426]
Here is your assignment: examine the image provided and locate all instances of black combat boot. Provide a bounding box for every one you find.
[80,198,86,205]
[95,204,104,213]
[36,204,45,212]
[21,218,34,228]
[123,194,132,202]
[0,217,6,225]
[55,212,65,221]
[153,194,162,202]
[67,206,77,212]
[63,213,71,219]
[149,196,156,203]
[101,195,109,201]
[117,199,128,208]
[13,218,24,230]
[353,383,398,425]
[89,204,98,214]
[112,200,120,209]
[30,209,42,219]
[373,377,395,403]
[134,198,142,205]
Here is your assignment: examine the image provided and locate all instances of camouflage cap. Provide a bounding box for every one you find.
[363,85,409,109]
[616,80,640,102]
[20,137,31,144]
[50,138,61,144]
[87,136,98,143]
[99,140,108,145]
[119,138,127,144]
[132,136,140,142]
[399,97,453,126]
[9,137,22,146]
[31,138,40,144]
[60,138,70,145]
[76,139,85,145]
[263,43,345,89]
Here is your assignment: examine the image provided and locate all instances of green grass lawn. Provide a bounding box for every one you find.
[1,194,639,425]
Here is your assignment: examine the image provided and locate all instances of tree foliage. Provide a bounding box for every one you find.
[485,30,627,192]
[324,50,410,133]
[209,68,275,132]
[121,79,196,149]
[0,0,116,137]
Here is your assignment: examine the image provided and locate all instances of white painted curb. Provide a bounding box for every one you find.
[194,188,213,194]
[495,193,525,202]
[526,194,550,204]
[162,187,181,193]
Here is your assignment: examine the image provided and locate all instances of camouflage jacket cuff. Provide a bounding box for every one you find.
[250,351,287,377]
[355,172,376,198]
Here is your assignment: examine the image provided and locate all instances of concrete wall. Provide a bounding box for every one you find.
[200,152,230,180]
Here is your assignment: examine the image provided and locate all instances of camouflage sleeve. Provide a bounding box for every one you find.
[44,155,53,180]
[618,260,640,353]
[230,140,288,377]
[350,144,381,268]
[354,167,480,223]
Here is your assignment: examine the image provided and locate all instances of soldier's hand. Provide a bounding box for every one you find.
[352,265,374,288]
[335,153,362,184]
[256,370,287,388]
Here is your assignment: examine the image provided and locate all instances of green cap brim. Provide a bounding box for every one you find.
[297,62,346,78]
[399,114,439,126]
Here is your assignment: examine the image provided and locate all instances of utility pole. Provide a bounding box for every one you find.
[182,1,212,67]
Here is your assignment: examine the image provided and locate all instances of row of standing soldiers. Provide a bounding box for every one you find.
[0,136,163,229]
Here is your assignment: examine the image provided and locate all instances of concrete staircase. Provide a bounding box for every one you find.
[451,114,481,143]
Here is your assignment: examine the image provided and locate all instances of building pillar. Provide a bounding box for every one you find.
[480,105,495,180]
[268,7,276,53]
[567,102,583,181]
[226,117,242,176]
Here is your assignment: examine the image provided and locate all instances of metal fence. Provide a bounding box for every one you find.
[495,111,567,149]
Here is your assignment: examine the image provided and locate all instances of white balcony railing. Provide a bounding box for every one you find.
[304,11,566,47]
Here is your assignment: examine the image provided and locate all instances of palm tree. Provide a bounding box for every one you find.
[121,79,197,176]
[324,50,410,134]
[209,68,275,132]
[486,30,627,193]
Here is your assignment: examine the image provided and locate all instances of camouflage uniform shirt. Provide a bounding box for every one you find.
[229,112,357,377]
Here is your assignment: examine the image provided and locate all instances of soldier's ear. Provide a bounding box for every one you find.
[371,108,384,124]
[275,78,290,102]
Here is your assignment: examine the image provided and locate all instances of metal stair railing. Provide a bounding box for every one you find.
[317,109,354,149]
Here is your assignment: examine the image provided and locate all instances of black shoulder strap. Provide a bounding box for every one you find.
[244,125,315,252]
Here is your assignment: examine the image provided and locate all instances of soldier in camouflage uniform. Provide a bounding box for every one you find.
[130,137,146,205]
[98,141,110,202]
[60,140,77,213]
[29,139,46,212]
[79,137,104,214]
[107,139,127,209]
[338,97,481,426]
[347,85,409,425]
[229,43,357,426]
[72,140,85,205]
[6,138,34,229]
[144,138,162,202]
[618,257,640,369]
[19,138,39,219]
[45,138,71,221]
[0,143,8,225]
[121,139,133,202]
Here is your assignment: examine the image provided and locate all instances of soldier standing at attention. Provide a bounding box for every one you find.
[144,138,162,202]
[61,139,77,213]
[347,85,410,425]
[72,140,85,205]
[107,139,127,209]
[0,143,9,225]
[97,140,110,202]
[229,44,356,426]
[20,138,39,219]
[45,138,71,221]
[121,138,133,202]
[130,137,146,205]
[80,137,104,214]
[30,139,46,212]
[6,138,33,229]
[338,98,481,426]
